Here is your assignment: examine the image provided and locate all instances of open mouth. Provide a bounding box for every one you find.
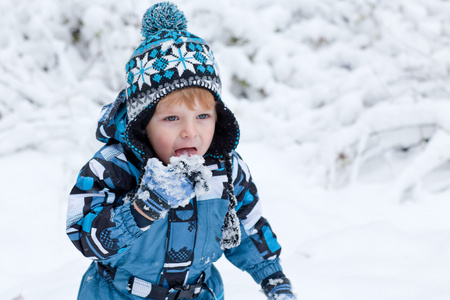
[175,147,198,157]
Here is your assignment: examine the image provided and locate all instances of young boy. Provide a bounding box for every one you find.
[66,2,296,299]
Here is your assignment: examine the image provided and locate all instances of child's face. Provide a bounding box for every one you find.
[145,95,216,165]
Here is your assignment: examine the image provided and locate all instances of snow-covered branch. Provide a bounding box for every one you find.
[1,0,450,199]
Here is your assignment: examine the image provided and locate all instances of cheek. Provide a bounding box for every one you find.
[146,127,169,151]
[204,122,216,143]
[149,132,172,150]
[208,126,216,141]
[147,134,173,164]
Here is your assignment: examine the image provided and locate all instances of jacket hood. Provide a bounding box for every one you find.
[97,88,240,162]
[96,90,129,146]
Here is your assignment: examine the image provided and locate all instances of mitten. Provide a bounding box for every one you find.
[134,157,194,220]
[262,277,297,300]
[168,155,212,196]
[134,156,211,220]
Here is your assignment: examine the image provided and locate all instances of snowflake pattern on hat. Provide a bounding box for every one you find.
[125,29,221,122]
[123,2,238,161]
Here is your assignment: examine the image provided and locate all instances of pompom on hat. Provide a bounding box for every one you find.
[124,2,239,161]
[124,2,241,249]
[140,2,187,36]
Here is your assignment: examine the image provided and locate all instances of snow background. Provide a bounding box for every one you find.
[1,0,450,299]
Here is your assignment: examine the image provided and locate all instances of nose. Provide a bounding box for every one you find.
[180,120,198,138]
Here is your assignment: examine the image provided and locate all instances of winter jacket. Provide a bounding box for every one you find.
[66,91,283,299]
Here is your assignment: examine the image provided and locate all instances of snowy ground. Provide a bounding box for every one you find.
[1,0,450,299]
[1,142,450,299]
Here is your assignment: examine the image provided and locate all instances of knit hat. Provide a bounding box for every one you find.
[124,2,241,249]
[124,2,239,160]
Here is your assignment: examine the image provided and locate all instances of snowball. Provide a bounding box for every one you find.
[169,155,213,196]
[141,156,212,208]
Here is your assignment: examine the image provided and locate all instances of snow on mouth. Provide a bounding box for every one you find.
[175,147,198,157]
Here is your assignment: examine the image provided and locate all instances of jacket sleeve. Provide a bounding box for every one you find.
[224,152,283,284]
[66,143,145,260]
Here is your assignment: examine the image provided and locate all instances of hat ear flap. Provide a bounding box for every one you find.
[220,151,241,249]
[124,107,155,157]
[208,99,240,158]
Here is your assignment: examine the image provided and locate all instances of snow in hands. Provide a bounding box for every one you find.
[141,157,192,208]
[169,154,212,197]
[142,155,212,208]
[134,155,211,221]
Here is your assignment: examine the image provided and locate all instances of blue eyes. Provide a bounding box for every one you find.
[164,114,209,121]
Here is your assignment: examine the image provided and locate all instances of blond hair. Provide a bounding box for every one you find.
[159,87,216,111]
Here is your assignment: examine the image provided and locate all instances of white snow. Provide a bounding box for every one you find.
[169,154,212,196]
[142,157,195,208]
[1,0,450,299]
[268,278,284,286]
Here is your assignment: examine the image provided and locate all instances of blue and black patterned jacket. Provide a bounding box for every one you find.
[66,91,283,297]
